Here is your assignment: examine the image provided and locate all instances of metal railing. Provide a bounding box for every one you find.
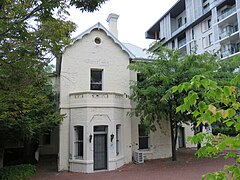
[221,46,240,58]
[178,39,187,48]
[172,23,187,37]
[219,27,238,39]
[218,5,236,21]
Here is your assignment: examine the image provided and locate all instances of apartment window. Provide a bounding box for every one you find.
[172,40,175,49]
[204,33,213,47]
[91,69,103,90]
[203,3,209,9]
[74,126,84,159]
[116,125,121,156]
[138,125,149,150]
[203,18,211,31]
[208,34,213,45]
[178,17,182,28]
[221,7,230,14]
[192,29,195,40]
[184,17,187,24]
[207,19,211,29]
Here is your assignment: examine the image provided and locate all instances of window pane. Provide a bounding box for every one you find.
[138,125,149,149]
[74,126,84,159]
[116,125,120,155]
[75,126,83,140]
[94,126,106,132]
[139,137,149,149]
[139,125,147,136]
[91,69,102,90]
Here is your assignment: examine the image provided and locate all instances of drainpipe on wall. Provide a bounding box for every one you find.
[68,109,72,171]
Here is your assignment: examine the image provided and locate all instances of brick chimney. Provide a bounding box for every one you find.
[106,13,119,38]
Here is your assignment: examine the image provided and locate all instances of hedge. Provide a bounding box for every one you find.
[0,164,36,180]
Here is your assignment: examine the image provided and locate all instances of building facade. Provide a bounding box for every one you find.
[58,14,184,173]
[146,0,240,60]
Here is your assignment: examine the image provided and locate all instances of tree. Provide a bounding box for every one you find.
[0,0,108,65]
[128,44,239,161]
[0,0,109,167]
[173,74,240,179]
[0,59,63,165]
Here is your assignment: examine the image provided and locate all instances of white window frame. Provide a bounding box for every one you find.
[116,124,121,156]
[74,126,84,160]
[138,125,149,150]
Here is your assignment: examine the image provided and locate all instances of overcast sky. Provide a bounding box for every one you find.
[69,0,178,49]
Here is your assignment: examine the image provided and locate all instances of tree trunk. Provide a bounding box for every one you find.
[169,102,177,161]
[194,123,203,150]
[170,118,177,161]
[0,147,4,168]
[0,138,4,168]
[23,139,38,164]
[197,124,203,150]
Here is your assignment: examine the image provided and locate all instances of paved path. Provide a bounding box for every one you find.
[32,148,235,180]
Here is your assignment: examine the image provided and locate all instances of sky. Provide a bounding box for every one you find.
[69,0,178,49]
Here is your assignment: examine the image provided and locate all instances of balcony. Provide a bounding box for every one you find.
[69,91,129,108]
[221,44,240,59]
[219,26,238,40]
[218,5,236,22]
[172,23,187,37]
[203,5,210,14]
[178,38,187,49]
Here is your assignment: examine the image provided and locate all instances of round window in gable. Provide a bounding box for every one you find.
[94,37,101,44]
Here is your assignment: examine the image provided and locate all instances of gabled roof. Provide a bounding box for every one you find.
[69,22,136,59]
[64,22,150,60]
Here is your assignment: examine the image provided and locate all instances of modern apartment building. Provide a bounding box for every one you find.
[146,0,240,59]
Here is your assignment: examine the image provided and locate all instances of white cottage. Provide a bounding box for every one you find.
[58,14,194,173]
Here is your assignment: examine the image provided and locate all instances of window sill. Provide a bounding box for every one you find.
[69,159,93,164]
[138,148,152,153]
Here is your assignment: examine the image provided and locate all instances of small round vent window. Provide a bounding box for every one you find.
[94,37,101,44]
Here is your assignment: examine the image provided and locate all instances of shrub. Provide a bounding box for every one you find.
[0,164,36,180]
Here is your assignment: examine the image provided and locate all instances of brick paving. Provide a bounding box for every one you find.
[31,148,235,180]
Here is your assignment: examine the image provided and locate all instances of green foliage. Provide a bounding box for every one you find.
[0,164,36,180]
[174,74,240,179]
[0,0,108,65]
[0,0,108,143]
[0,60,63,143]
[202,171,227,180]
[70,0,108,12]
[212,122,239,136]
[129,44,239,160]
[129,45,220,130]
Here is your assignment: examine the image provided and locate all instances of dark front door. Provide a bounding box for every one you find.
[94,133,107,170]
[178,127,185,148]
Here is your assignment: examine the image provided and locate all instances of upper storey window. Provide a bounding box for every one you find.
[91,69,103,90]
[178,17,182,28]
[202,17,212,31]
